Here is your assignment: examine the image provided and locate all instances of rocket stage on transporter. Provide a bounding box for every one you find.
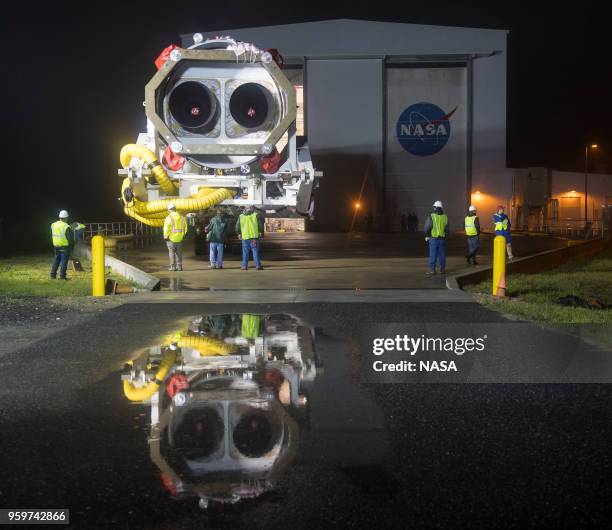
[118,35,321,227]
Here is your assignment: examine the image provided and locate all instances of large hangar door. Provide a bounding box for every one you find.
[385,66,468,230]
[307,59,383,231]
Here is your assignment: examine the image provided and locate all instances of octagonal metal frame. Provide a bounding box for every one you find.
[144,48,297,156]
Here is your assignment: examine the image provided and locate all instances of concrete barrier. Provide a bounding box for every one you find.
[104,234,135,250]
[74,243,160,291]
[447,239,611,290]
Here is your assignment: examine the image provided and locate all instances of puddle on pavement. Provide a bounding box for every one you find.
[160,277,197,291]
[120,313,389,511]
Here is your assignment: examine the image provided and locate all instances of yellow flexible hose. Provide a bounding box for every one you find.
[123,380,160,402]
[178,335,236,356]
[123,208,166,227]
[119,168,235,226]
[123,350,177,402]
[130,188,235,215]
[120,144,178,195]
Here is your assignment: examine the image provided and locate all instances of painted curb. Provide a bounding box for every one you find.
[74,243,161,291]
[447,239,610,290]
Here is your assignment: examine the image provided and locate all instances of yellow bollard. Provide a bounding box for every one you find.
[92,235,105,297]
[492,235,507,296]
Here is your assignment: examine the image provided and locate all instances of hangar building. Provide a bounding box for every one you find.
[182,19,510,231]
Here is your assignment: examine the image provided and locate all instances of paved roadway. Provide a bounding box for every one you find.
[118,231,567,291]
[1,232,610,528]
[1,301,611,528]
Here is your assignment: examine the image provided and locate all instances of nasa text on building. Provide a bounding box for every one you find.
[182,19,509,230]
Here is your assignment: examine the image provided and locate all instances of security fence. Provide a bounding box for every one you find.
[542,219,607,240]
[83,222,162,240]
[511,218,610,240]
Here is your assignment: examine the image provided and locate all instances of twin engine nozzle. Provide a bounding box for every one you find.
[168,80,272,134]
[144,43,296,160]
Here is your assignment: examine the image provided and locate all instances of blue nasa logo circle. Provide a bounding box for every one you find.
[396,102,456,156]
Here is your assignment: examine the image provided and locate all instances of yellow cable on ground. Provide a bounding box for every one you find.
[178,335,237,356]
[123,350,177,402]
[120,144,177,195]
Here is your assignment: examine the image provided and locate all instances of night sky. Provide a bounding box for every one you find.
[3,1,609,240]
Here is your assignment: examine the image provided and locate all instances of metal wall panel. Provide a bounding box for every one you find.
[385,66,468,230]
[306,59,383,231]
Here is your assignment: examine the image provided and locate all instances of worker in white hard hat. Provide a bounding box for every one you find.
[423,200,449,276]
[163,203,188,271]
[50,210,74,280]
[465,205,481,265]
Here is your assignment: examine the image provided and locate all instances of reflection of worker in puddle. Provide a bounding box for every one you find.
[122,313,319,508]
[241,313,262,342]
[197,314,239,338]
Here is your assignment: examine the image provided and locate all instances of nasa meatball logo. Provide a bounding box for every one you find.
[396,102,457,156]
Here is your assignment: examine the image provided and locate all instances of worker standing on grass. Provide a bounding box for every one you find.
[465,205,481,265]
[235,206,264,270]
[71,221,86,243]
[493,205,514,260]
[163,203,188,272]
[205,209,228,270]
[50,210,74,280]
[424,200,449,277]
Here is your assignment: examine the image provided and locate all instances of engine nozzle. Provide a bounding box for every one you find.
[169,81,217,133]
[229,83,271,129]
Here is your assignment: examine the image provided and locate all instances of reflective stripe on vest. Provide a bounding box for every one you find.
[465,216,478,236]
[168,213,187,243]
[239,213,259,239]
[51,220,70,247]
[430,213,448,238]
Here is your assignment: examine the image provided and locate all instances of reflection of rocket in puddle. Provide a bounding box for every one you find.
[121,313,320,508]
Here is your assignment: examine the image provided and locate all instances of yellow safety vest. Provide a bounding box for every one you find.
[241,314,261,340]
[164,212,187,243]
[430,213,448,238]
[494,217,509,232]
[51,220,70,247]
[239,213,260,240]
[465,215,478,236]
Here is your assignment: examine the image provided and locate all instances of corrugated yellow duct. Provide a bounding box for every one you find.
[119,168,236,226]
[130,188,235,216]
[123,380,160,402]
[123,208,166,227]
[178,335,237,356]
[123,349,177,402]
[120,144,177,195]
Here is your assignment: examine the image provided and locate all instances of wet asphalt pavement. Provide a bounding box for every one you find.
[1,302,611,529]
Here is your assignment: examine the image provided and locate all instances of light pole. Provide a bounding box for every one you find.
[584,143,598,226]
